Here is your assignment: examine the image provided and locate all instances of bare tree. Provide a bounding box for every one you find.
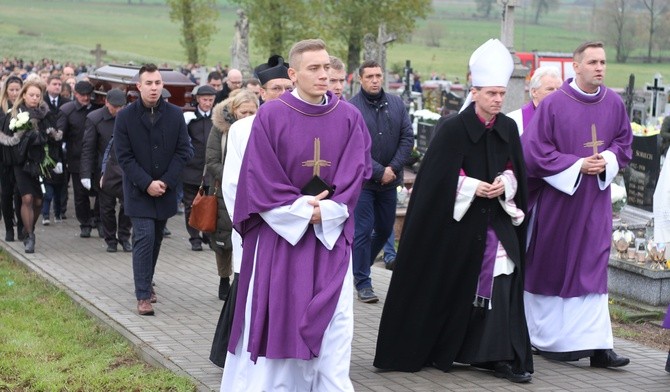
[474,0,496,18]
[640,0,670,62]
[532,0,560,24]
[598,0,635,63]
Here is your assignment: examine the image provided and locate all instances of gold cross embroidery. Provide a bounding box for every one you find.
[302,138,331,176]
[583,124,604,155]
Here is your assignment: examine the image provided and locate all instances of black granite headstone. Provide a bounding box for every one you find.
[416,122,437,154]
[624,135,661,211]
[441,90,462,116]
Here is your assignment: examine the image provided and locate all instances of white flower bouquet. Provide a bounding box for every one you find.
[413,109,441,124]
[9,111,32,133]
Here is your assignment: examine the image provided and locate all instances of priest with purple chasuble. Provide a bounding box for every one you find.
[522,41,633,368]
[220,39,371,391]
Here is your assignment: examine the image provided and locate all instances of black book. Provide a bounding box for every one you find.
[301,175,335,199]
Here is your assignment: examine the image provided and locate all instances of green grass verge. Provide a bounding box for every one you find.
[0,251,196,392]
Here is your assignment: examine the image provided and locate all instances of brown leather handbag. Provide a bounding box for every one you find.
[188,168,218,233]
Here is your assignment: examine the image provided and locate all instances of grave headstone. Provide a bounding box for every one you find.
[416,122,437,155]
[624,135,661,211]
[90,44,107,68]
[645,73,667,118]
[441,90,462,116]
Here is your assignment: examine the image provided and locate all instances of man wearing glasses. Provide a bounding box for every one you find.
[214,68,243,104]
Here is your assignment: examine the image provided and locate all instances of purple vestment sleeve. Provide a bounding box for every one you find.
[229,91,371,361]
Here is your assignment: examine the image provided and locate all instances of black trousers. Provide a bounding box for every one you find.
[182,182,209,243]
[99,187,131,245]
[71,172,99,229]
[0,166,23,235]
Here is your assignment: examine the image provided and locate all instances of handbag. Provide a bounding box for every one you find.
[188,165,218,233]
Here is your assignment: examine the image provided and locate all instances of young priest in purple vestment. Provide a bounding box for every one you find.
[220,39,371,391]
[522,41,633,368]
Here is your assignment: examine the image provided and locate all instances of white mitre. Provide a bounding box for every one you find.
[459,38,514,113]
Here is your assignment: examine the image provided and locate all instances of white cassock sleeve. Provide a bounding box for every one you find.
[453,176,480,221]
[222,118,253,219]
[311,200,348,250]
[598,150,620,190]
[259,196,313,246]
[259,197,347,250]
[543,159,583,195]
[655,149,670,243]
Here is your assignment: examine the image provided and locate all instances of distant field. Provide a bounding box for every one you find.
[1,0,669,88]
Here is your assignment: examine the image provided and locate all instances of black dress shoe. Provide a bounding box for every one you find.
[80,227,92,238]
[5,231,14,242]
[120,240,133,252]
[385,258,396,271]
[106,243,118,253]
[163,227,171,236]
[24,233,35,254]
[191,242,203,251]
[219,277,230,301]
[590,349,630,368]
[493,362,532,383]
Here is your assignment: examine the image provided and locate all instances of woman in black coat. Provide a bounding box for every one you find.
[2,79,56,253]
[0,75,25,241]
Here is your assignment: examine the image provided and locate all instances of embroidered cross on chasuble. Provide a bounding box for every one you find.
[301,138,335,198]
[583,123,604,155]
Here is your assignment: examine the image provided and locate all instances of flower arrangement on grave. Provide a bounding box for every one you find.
[631,116,663,136]
[413,109,441,125]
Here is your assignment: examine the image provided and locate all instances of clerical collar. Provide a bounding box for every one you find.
[475,109,496,129]
[361,88,383,103]
[569,80,600,97]
[291,88,328,106]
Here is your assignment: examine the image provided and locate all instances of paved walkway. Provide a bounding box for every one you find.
[4,207,670,391]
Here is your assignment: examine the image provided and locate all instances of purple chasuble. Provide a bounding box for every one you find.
[664,304,670,328]
[522,79,632,298]
[520,101,535,130]
[229,90,372,361]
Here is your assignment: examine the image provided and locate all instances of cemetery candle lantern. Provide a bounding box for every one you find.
[612,225,635,260]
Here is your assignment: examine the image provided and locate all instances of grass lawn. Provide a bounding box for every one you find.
[1,0,670,88]
[0,251,196,392]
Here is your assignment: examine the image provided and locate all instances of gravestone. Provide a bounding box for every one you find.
[441,90,462,116]
[625,135,661,211]
[90,44,107,68]
[645,73,667,118]
[416,122,437,155]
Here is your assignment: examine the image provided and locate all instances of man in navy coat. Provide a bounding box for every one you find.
[114,64,194,316]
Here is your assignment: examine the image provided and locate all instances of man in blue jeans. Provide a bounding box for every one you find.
[114,64,193,315]
[350,60,413,303]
